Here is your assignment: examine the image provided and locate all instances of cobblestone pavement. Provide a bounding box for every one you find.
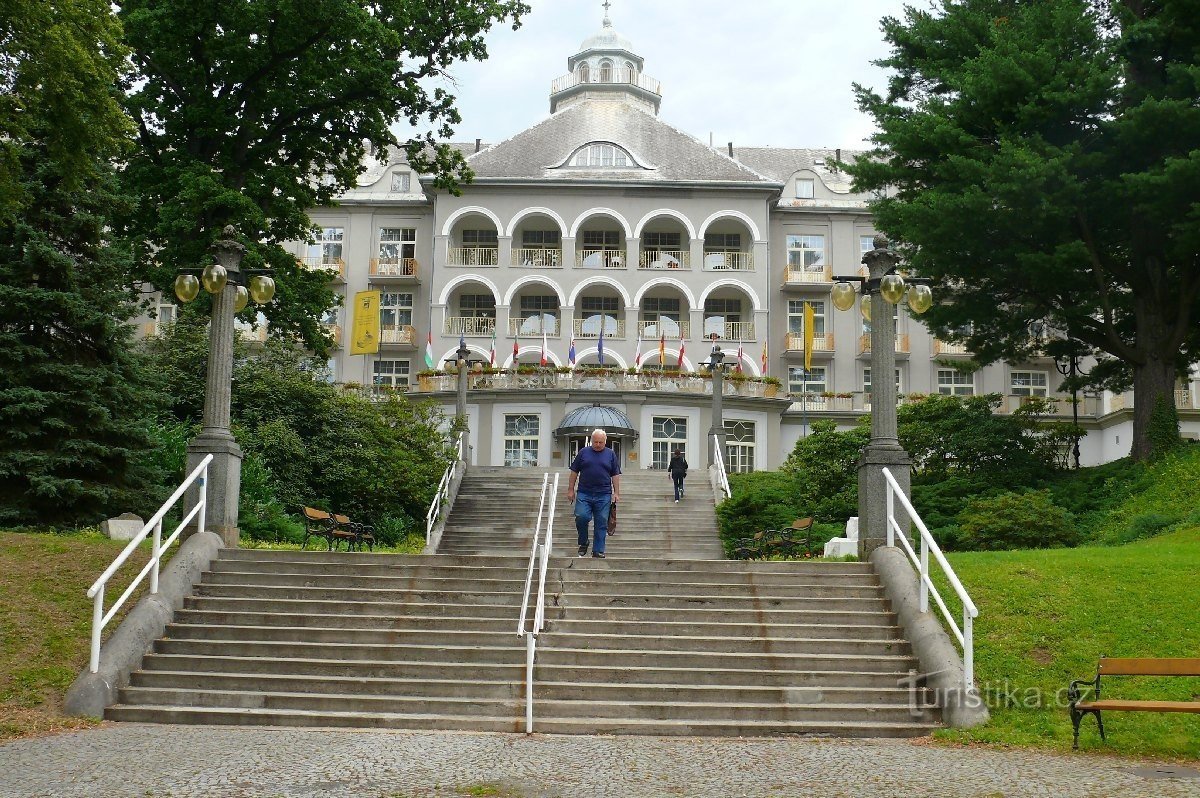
[1,725,1198,798]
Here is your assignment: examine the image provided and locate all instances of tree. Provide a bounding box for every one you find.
[848,0,1200,460]
[119,0,530,353]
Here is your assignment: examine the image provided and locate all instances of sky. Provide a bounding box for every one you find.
[433,0,912,150]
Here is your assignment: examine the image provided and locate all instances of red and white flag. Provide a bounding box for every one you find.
[540,329,548,367]
[736,343,744,373]
[677,338,686,369]
[633,331,643,369]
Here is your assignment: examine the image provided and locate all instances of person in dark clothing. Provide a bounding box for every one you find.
[567,428,621,558]
[668,450,688,503]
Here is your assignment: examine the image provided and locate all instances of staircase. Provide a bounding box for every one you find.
[105,465,939,736]
[438,467,724,559]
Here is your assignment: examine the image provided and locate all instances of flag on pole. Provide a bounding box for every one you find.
[568,335,577,366]
[677,338,686,369]
[761,340,768,376]
[633,331,643,369]
[736,342,744,373]
[597,326,605,365]
[658,330,666,366]
[512,338,519,371]
[803,301,815,372]
[540,329,548,367]
[488,329,496,366]
[424,330,434,369]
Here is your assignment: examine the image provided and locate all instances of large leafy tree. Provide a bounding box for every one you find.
[848,0,1200,460]
[0,1,163,524]
[119,0,529,353]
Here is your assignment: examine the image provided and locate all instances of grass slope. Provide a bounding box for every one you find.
[935,528,1200,759]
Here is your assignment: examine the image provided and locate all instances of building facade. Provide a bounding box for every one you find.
[146,12,1200,471]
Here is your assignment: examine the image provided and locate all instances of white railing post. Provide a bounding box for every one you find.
[919,529,929,613]
[886,481,895,547]
[149,518,163,595]
[963,612,974,691]
[89,589,104,673]
[525,634,535,734]
[196,464,208,538]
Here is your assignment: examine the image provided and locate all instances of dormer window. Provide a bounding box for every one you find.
[571,142,634,168]
[390,171,411,193]
[796,178,815,199]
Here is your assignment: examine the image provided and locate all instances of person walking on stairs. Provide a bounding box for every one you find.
[567,428,621,559]
[668,450,688,503]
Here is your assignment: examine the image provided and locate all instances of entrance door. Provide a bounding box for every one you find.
[565,436,622,465]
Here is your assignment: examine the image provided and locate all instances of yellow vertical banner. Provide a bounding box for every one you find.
[803,301,815,372]
[350,290,381,355]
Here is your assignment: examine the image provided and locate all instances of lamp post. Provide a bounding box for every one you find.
[831,234,933,558]
[449,339,472,433]
[173,225,275,546]
[707,336,727,467]
[1054,351,1084,469]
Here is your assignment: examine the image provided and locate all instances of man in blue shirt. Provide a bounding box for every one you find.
[567,428,621,558]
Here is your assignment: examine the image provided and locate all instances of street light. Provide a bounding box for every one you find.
[1054,351,1085,470]
[445,338,473,432]
[706,335,728,467]
[831,234,933,558]
[173,225,275,547]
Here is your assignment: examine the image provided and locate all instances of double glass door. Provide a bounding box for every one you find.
[566,436,622,465]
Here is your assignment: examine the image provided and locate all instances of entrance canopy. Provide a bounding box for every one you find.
[556,404,637,439]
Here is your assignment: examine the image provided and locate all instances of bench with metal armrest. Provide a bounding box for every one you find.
[1068,656,1200,749]
[332,512,375,551]
[732,517,815,560]
[301,506,358,551]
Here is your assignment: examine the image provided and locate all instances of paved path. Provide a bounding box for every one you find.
[0,725,1197,798]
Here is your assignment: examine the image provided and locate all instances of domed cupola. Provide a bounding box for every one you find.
[550,2,662,115]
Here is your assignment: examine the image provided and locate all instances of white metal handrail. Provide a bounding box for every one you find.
[426,432,466,544]
[86,454,212,673]
[712,433,732,499]
[517,471,559,733]
[881,467,980,691]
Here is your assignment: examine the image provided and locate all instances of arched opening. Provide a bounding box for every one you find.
[576,213,627,269]
[638,284,691,351]
[444,279,499,339]
[510,282,562,340]
[702,217,754,271]
[703,285,756,343]
[511,211,564,268]
[640,215,692,270]
[576,63,590,83]
[573,285,624,341]
[599,59,614,82]
[447,212,499,267]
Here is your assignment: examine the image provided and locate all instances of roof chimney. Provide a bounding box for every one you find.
[475,138,482,153]
[727,142,734,158]
[835,148,841,163]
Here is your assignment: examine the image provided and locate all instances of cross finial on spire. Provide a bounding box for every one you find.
[602,0,612,26]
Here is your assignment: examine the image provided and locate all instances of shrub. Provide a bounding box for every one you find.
[957,490,1079,551]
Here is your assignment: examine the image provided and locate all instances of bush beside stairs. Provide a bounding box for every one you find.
[106,467,939,736]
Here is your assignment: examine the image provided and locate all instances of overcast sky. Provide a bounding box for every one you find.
[433,0,912,150]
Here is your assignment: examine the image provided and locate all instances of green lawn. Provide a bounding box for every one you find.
[933,527,1200,759]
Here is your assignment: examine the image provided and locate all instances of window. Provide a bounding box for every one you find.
[307,226,344,265]
[796,178,815,199]
[503,414,540,468]
[1011,371,1048,397]
[860,235,876,258]
[704,298,742,337]
[863,367,902,393]
[861,305,900,335]
[378,227,416,265]
[581,296,619,314]
[643,232,681,251]
[571,143,633,168]
[577,63,590,82]
[520,295,558,335]
[390,171,411,193]
[582,230,621,249]
[786,234,825,273]
[579,296,619,335]
[374,360,410,389]
[704,233,741,251]
[788,366,826,395]
[642,297,681,334]
[724,420,756,474]
[599,59,613,81]
[787,300,825,335]
[521,230,561,248]
[461,229,498,246]
[651,416,687,470]
[459,294,496,318]
[380,292,413,329]
[937,369,975,396]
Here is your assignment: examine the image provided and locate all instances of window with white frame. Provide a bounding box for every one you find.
[503,414,540,468]
[861,305,900,335]
[786,234,825,273]
[458,294,496,318]
[787,300,825,335]
[390,171,411,193]
[651,416,687,470]
[579,296,619,336]
[860,235,876,259]
[1011,371,1048,397]
[519,295,558,334]
[378,227,416,265]
[704,297,742,324]
[380,292,413,329]
[307,226,344,264]
[788,365,827,395]
[642,297,681,324]
[937,369,975,396]
[704,232,741,251]
[795,178,815,199]
[571,143,634,168]
[155,300,176,332]
[373,360,410,389]
[598,59,613,81]
[863,367,902,394]
[724,420,756,474]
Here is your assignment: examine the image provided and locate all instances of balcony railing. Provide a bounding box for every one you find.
[298,256,346,280]
[509,317,560,337]
[512,248,563,268]
[789,393,855,411]
[551,68,662,96]
[637,319,690,339]
[413,371,780,398]
[783,264,833,285]
[447,247,498,267]
[933,339,971,356]
[703,251,753,271]
[703,321,755,341]
[380,324,417,347]
[859,334,911,355]
[572,318,625,339]
[639,250,690,270]
[444,316,496,337]
[369,258,419,278]
[577,249,626,269]
[784,332,835,352]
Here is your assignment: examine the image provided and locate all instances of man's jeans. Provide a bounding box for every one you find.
[672,473,685,501]
[575,491,612,554]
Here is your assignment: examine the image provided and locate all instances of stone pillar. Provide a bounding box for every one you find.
[562,236,577,269]
[498,235,513,268]
[689,237,704,271]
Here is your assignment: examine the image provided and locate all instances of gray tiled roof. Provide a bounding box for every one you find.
[464,100,779,186]
[733,147,867,195]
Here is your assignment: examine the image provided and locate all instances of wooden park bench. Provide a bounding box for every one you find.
[301,506,358,551]
[1068,656,1200,749]
[333,512,376,552]
[733,517,816,560]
